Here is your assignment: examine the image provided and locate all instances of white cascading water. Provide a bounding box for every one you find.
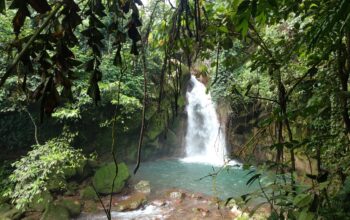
[182,75,228,166]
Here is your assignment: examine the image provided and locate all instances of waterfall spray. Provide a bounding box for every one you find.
[182,75,227,166]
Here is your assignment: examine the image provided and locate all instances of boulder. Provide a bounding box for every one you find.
[83,200,99,213]
[21,212,42,220]
[28,191,53,212]
[151,200,166,207]
[114,192,147,211]
[80,186,98,201]
[64,181,79,196]
[63,160,93,181]
[234,212,249,220]
[87,158,99,168]
[92,162,130,194]
[169,191,185,200]
[134,180,151,194]
[76,160,93,181]
[0,204,23,220]
[40,203,69,220]
[0,203,11,214]
[58,198,82,217]
[230,205,243,217]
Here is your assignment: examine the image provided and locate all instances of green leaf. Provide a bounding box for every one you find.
[242,163,252,170]
[246,173,261,186]
[267,0,277,8]
[293,194,313,208]
[237,19,249,37]
[237,0,250,15]
[0,0,5,14]
[27,0,51,14]
[12,5,30,36]
[297,210,314,220]
[218,26,229,33]
[251,0,257,17]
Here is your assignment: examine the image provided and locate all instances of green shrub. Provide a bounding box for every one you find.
[4,135,86,209]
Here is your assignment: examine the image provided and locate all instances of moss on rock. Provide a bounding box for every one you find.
[80,186,98,201]
[114,192,147,211]
[40,203,69,220]
[92,162,130,194]
[57,198,82,217]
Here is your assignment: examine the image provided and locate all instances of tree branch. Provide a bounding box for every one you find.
[25,108,40,145]
[0,1,64,88]
[246,95,279,104]
[134,0,160,174]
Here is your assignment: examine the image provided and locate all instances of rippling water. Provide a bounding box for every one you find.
[131,159,259,199]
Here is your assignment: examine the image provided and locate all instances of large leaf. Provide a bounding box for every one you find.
[12,5,30,36]
[0,0,5,14]
[293,193,313,208]
[246,173,261,186]
[27,0,51,14]
[297,210,315,220]
[237,0,250,15]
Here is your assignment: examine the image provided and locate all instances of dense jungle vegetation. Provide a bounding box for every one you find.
[1,0,350,219]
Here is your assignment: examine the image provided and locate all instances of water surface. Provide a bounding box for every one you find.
[131,159,259,199]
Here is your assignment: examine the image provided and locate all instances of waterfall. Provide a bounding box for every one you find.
[182,75,228,166]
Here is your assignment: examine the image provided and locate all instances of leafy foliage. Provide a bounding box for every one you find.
[0,0,144,121]
[4,131,86,209]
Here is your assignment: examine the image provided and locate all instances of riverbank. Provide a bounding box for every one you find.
[75,184,268,220]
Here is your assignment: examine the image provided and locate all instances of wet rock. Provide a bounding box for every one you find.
[0,207,23,220]
[0,203,11,213]
[134,180,151,194]
[151,200,166,207]
[234,212,249,220]
[83,200,99,213]
[191,193,204,200]
[192,207,210,217]
[207,196,219,206]
[58,198,82,217]
[21,212,42,220]
[0,203,22,220]
[230,204,242,217]
[64,182,79,196]
[114,192,147,211]
[226,198,236,206]
[40,203,69,220]
[80,186,98,201]
[92,162,130,194]
[169,191,185,200]
[87,158,99,168]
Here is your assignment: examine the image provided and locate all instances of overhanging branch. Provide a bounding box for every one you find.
[0,1,64,88]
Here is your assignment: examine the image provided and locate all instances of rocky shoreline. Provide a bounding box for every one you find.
[0,161,269,220]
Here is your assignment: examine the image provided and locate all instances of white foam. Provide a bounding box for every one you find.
[182,75,228,166]
[111,205,171,220]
